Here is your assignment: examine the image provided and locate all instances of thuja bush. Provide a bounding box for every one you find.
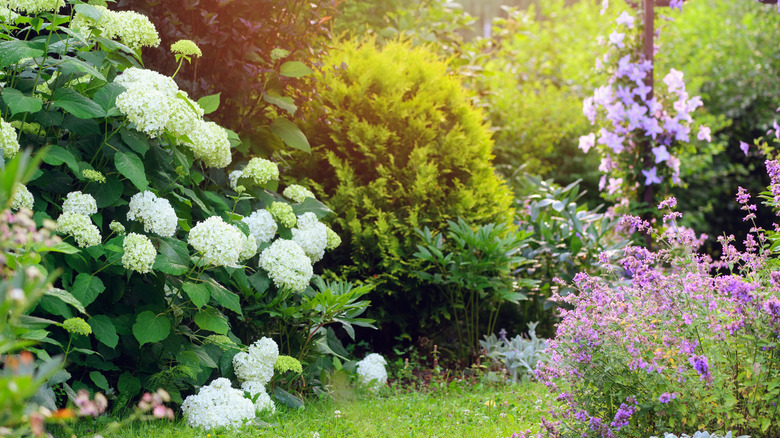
[0,1,369,408]
[536,159,780,436]
[291,38,515,343]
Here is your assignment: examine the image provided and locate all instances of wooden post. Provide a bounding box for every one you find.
[641,0,655,246]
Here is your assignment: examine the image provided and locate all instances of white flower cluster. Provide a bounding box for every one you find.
[258,239,313,293]
[356,353,388,392]
[9,183,33,210]
[113,68,231,168]
[325,226,341,250]
[282,184,315,203]
[109,220,126,235]
[229,158,278,190]
[0,5,19,22]
[57,212,101,248]
[122,233,156,274]
[233,337,279,414]
[291,213,328,263]
[181,378,255,430]
[268,201,296,228]
[188,216,251,267]
[0,117,19,159]
[7,0,64,14]
[62,191,97,216]
[70,5,160,50]
[239,233,258,261]
[242,209,277,246]
[82,169,106,183]
[127,191,177,237]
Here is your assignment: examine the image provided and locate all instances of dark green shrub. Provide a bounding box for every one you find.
[291,38,515,343]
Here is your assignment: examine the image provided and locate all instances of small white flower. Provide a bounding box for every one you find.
[259,239,313,292]
[187,216,245,267]
[0,118,20,159]
[242,209,277,245]
[282,184,315,203]
[127,191,177,237]
[57,212,101,248]
[334,410,342,418]
[62,191,97,216]
[356,353,387,392]
[9,183,33,210]
[291,212,327,263]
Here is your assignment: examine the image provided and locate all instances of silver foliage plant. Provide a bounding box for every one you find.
[480,322,548,383]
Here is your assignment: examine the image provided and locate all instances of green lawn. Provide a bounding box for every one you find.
[64,381,549,438]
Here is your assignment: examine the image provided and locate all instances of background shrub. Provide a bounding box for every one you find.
[291,38,515,348]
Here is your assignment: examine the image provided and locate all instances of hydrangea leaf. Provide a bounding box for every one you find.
[73,3,103,21]
[182,282,210,309]
[205,281,242,316]
[0,39,44,68]
[41,146,80,175]
[114,151,148,190]
[269,118,310,153]
[44,288,86,314]
[194,308,229,335]
[291,197,333,219]
[71,273,105,307]
[2,88,43,116]
[88,315,118,348]
[279,61,313,78]
[197,93,220,115]
[117,372,141,397]
[86,175,123,208]
[94,83,125,118]
[153,238,189,275]
[132,311,171,346]
[273,387,304,409]
[62,56,106,82]
[89,371,110,392]
[52,88,106,119]
[262,92,296,115]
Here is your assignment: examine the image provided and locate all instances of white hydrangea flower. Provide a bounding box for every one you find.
[239,232,258,261]
[356,353,388,392]
[181,378,255,430]
[228,170,243,190]
[0,118,19,159]
[282,184,315,203]
[62,191,97,216]
[127,191,177,238]
[8,0,64,14]
[82,169,106,183]
[9,183,33,210]
[166,92,204,141]
[267,201,296,228]
[242,158,278,186]
[186,120,232,168]
[122,233,156,274]
[241,381,275,414]
[188,216,245,267]
[258,239,313,293]
[291,212,327,263]
[109,220,126,235]
[233,337,278,384]
[325,226,341,250]
[0,5,19,22]
[57,212,101,248]
[242,209,277,246]
[70,6,160,50]
[114,67,178,96]
[116,85,170,137]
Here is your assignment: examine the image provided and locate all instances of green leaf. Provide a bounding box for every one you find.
[0,40,44,68]
[291,197,333,219]
[93,83,125,117]
[2,88,43,116]
[269,118,310,153]
[88,315,118,348]
[206,281,242,316]
[273,387,304,409]
[33,241,80,254]
[44,288,86,314]
[63,56,106,82]
[153,238,190,275]
[73,4,104,21]
[89,371,110,392]
[182,282,210,309]
[197,93,220,115]
[119,128,150,157]
[114,151,148,190]
[86,175,123,208]
[71,274,105,307]
[132,311,171,347]
[194,308,229,334]
[570,235,583,255]
[279,61,313,78]
[262,93,296,115]
[117,372,141,397]
[52,88,105,119]
[41,146,80,175]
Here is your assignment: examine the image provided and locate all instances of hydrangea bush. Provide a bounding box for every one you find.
[537,158,780,436]
[0,0,369,407]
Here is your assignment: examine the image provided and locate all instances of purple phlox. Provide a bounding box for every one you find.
[663,69,686,95]
[609,30,625,48]
[764,297,780,322]
[579,133,596,153]
[722,276,756,305]
[740,141,750,156]
[657,196,677,210]
[666,155,680,173]
[642,166,662,185]
[642,116,664,139]
[688,354,711,382]
[736,186,752,205]
[652,145,671,164]
[616,11,635,27]
[697,125,712,142]
[645,97,662,115]
[599,154,615,172]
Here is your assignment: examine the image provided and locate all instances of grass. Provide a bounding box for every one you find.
[62,379,550,438]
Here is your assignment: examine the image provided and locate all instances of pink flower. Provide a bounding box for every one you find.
[697,125,711,142]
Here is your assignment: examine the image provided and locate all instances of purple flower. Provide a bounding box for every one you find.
[670,0,683,11]
[610,397,637,430]
[740,141,750,156]
[642,167,662,185]
[652,145,670,163]
[664,69,686,94]
[658,392,676,404]
[689,354,711,382]
[579,133,596,153]
[657,196,677,210]
[697,125,712,142]
[616,11,634,27]
[609,30,625,48]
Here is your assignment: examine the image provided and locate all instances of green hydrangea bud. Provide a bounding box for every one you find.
[274,355,303,374]
[63,317,92,336]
